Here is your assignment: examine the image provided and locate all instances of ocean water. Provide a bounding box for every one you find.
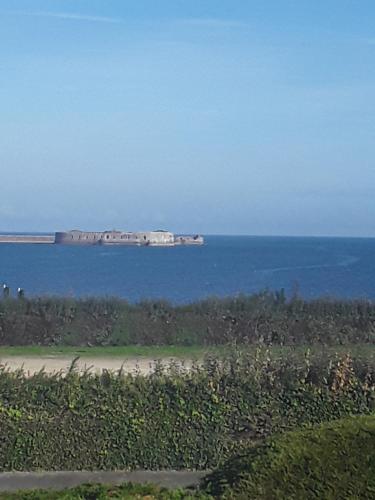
[0,236,374,303]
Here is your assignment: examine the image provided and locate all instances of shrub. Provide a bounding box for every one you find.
[0,482,211,499]
[202,415,375,499]
[1,292,375,346]
[0,353,373,471]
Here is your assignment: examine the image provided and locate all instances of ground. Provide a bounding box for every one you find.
[0,345,373,375]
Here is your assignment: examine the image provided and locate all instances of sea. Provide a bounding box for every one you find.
[0,236,374,303]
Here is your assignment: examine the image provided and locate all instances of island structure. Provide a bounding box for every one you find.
[0,230,204,246]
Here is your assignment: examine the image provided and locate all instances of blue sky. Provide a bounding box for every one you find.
[0,0,374,236]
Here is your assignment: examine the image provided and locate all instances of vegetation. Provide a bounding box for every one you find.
[0,344,218,358]
[1,292,375,346]
[0,343,373,361]
[3,415,375,498]
[0,351,373,471]
[202,414,375,499]
[0,482,209,499]
[1,292,375,496]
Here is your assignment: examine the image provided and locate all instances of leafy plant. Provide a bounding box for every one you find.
[202,414,375,499]
[0,352,373,471]
[1,292,375,346]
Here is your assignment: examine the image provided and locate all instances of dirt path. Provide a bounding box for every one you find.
[0,356,194,375]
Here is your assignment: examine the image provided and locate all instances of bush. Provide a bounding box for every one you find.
[0,353,373,471]
[1,292,375,346]
[202,415,375,499]
[0,482,211,499]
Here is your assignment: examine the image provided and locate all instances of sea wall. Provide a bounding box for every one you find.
[0,235,54,244]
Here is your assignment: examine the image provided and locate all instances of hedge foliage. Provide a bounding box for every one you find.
[1,291,375,346]
[0,352,374,471]
[0,483,210,499]
[203,414,375,499]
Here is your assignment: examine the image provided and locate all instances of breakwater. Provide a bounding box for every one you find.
[0,235,54,244]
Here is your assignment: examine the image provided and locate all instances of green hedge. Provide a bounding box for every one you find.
[203,415,375,499]
[0,483,210,499]
[0,353,373,471]
[1,292,375,346]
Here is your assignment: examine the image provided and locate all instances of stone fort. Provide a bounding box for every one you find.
[54,230,204,246]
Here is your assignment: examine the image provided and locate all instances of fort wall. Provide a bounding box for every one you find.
[174,235,204,245]
[0,231,204,246]
[54,231,104,245]
[55,230,202,246]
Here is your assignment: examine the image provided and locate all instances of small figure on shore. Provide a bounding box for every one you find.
[2,284,10,298]
[17,287,25,299]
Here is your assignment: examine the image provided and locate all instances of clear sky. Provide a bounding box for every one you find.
[0,0,374,236]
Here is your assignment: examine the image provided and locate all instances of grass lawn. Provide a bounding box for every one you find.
[0,345,222,358]
[0,344,373,360]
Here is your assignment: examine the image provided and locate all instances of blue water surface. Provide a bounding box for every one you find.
[0,236,374,302]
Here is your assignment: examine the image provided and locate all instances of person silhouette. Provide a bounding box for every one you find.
[2,284,10,298]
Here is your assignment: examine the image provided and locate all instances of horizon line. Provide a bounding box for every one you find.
[0,230,373,240]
